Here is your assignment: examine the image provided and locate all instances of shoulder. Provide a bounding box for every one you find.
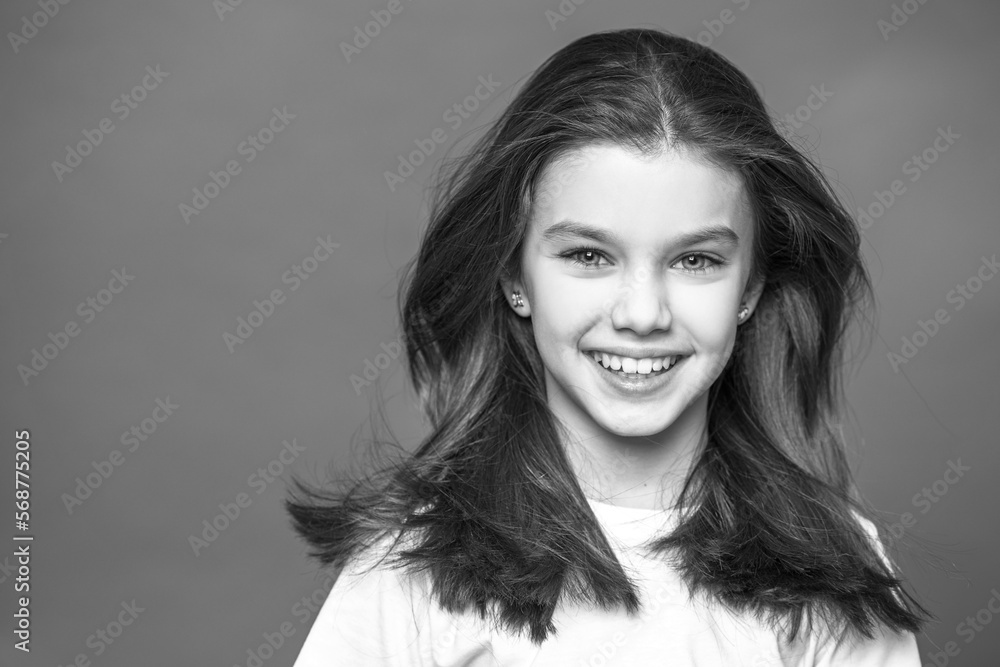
[293,528,499,666]
[810,622,920,666]
[803,511,920,666]
[328,528,433,610]
[293,531,437,666]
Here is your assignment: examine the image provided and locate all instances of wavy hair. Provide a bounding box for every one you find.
[286,27,929,644]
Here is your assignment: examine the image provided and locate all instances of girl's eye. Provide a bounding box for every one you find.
[562,247,610,268]
[674,253,722,274]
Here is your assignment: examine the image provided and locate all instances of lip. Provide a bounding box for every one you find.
[587,351,684,395]
[584,347,684,359]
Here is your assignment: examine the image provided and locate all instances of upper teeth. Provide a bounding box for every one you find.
[589,352,678,374]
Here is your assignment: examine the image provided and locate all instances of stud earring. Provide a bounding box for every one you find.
[511,291,524,308]
[737,305,750,322]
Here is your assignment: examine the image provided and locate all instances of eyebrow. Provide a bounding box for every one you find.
[539,220,741,248]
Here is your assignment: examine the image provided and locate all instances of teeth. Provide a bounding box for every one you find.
[588,352,680,375]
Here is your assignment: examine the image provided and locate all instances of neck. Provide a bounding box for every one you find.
[559,394,708,511]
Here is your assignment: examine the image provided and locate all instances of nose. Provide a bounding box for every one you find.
[608,267,672,335]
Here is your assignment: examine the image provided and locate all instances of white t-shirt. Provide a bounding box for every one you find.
[293,497,919,666]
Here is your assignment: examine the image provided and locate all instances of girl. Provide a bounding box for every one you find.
[287,28,929,665]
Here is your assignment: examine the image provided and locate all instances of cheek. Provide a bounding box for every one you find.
[672,286,739,348]
[529,273,596,334]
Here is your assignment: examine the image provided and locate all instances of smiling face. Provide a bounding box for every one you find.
[506,142,762,449]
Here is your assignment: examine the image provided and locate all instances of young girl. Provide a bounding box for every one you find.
[287,28,929,665]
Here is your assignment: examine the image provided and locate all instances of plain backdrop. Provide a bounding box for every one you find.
[1,0,998,664]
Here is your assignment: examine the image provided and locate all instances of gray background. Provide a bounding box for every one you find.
[1,0,998,664]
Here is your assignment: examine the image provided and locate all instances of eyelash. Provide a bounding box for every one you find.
[561,247,724,274]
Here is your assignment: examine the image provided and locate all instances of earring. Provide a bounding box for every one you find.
[737,305,749,322]
[511,291,524,308]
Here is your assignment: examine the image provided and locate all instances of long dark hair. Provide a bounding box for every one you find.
[286,27,929,644]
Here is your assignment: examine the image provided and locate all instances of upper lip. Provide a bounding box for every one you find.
[584,348,684,358]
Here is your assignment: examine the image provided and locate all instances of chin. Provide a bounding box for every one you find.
[592,407,683,438]
[601,422,666,438]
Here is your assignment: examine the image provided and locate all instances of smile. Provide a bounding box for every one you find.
[587,351,681,377]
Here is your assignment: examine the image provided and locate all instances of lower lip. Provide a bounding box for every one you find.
[588,354,683,394]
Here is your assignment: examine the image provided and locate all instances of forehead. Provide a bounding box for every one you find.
[530,143,753,245]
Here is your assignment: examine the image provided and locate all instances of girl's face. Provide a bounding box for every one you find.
[508,143,762,441]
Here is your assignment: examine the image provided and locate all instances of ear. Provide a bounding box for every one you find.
[499,277,531,318]
[739,272,766,323]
